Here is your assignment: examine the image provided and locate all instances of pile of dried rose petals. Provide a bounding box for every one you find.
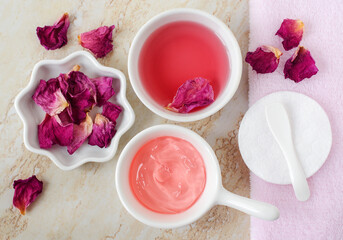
[245,19,319,83]
[36,13,115,58]
[13,175,43,215]
[33,66,122,154]
[166,77,214,113]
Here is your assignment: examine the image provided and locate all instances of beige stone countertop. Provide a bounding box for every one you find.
[0,0,249,239]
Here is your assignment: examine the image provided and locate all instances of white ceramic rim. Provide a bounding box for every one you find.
[128,8,242,122]
[14,51,135,170]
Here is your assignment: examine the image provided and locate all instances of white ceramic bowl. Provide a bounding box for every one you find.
[116,125,279,229]
[128,8,242,122]
[15,51,135,170]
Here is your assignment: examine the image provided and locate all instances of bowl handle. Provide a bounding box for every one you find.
[216,186,279,221]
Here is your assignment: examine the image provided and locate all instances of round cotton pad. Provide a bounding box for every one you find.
[238,91,332,185]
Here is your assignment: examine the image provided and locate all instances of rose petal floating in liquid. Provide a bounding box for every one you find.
[36,13,70,50]
[284,46,319,82]
[13,175,43,215]
[245,46,283,74]
[38,114,73,148]
[102,101,122,123]
[78,25,115,58]
[166,77,214,113]
[276,19,304,51]
[88,114,116,148]
[91,77,115,106]
[32,79,69,116]
[67,113,93,154]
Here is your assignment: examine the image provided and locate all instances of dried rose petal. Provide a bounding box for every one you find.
[91,77,115,106]
[67,114,93,154]
[32,79,69,116]
[78,25,115,58]
[102,102,122,123]
[38,114,73,148]
[67,71,97,123]
[56,106,73,126]
[13,175,43,215]
[36,13,70,50]
[245,46,283,73]
[276,19,304,51]
[166,77,214,113]
[284,46,318,82]
[88,114,116,148]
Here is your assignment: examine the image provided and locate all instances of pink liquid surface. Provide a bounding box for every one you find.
[129,136,206,214]
[139,21,229,109]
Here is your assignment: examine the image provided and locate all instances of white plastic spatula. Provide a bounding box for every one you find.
[265,103,310,201]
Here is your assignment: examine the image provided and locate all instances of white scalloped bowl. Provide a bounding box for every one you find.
[15,51,135,170]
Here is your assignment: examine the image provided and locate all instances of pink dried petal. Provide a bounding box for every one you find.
[166,77,214,113]
[88,114,116,148]
[56,106,73,126]
[36,13,70,50]
[67,71,97,100]
[38,114,73,148]
[245,46,283,73]
[32,79,69,116]
[276,19,304,51]
[102,102,122,123]
[67,114,93,154]
[13,175,43,215]
[284,46,318,83]
[91,77,115,106]
[68,89,93,124]
[78,25,115,58]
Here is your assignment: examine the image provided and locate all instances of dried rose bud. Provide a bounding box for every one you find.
[32,79,69,116]
[276,19,304,51]
[88,114,116,148]
[78,25,115,58]
[91,77,115,106]
[284,46,318,82]
[166,77,214,113]
[38,114,73,148]
[13,175,43,215]
[245,46,283,74]
[36,13,70,50]
[102,102,122,123]
[67,114,93,154]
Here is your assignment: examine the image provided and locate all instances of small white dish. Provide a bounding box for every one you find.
[128,8,242,122]
[15,51,135,171]
[238,91,332,185]
[116,124,279,229]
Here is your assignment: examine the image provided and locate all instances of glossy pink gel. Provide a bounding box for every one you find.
[129,136,206,214]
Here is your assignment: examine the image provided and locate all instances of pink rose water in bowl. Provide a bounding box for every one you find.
[129,136,206,214]
[138,21,229,111]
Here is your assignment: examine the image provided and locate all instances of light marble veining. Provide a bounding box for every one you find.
[0,0,249,239]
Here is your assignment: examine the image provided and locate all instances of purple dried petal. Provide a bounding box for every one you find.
[276,19,304,51]
[36,13,70,50]
[88,114,116,148]
[91,77,115,106]
[67,114,93,154]
[67,71,97,99]
[245,46,283,74]
[284,46,319,83]
[166,77,214,113]
[78,25,115,58]
[102,102,122,123]
[56,105,73,126]
[68,89,93,124]
[32,79,69,116]
[38,114,73,148]
[13,175,43,215]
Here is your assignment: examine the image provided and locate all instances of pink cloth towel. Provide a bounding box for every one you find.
[248,1,343,239]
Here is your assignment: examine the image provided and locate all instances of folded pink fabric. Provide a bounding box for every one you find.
[248,1,343,239]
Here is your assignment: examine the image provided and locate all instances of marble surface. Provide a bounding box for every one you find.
[0,0,250,239]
